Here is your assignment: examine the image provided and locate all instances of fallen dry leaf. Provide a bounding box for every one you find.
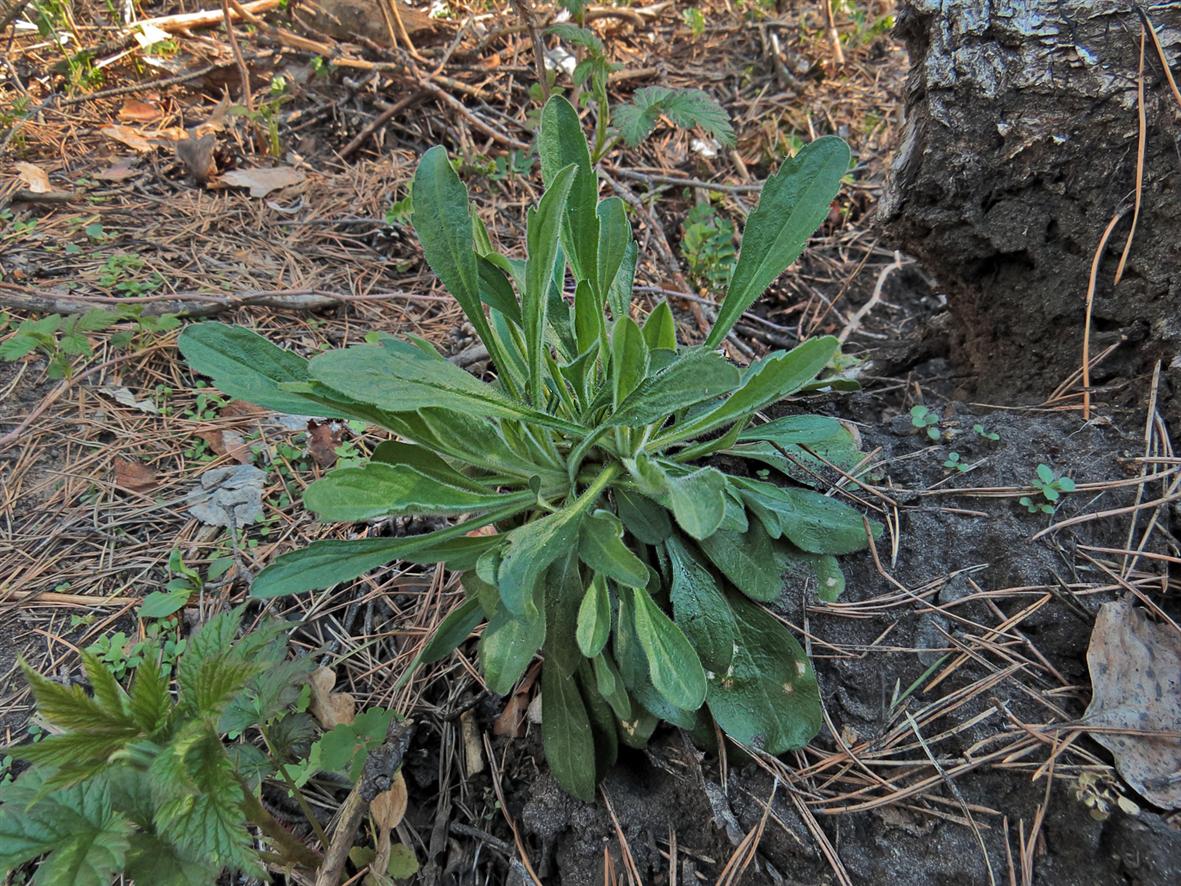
[219,165,305,198]
[93,157,141,182]
[119,99,162,122]
[98,385,159,414]
[1085,595,1181,809]
[101,124,156,153]
[198,428,252,464]
[185,463,264,527]
[306,420,340,468]
[176,131,217,184]
[309,666,356,729]
[14,162,51,194]
[370,772,409,831]
[493,665,539,737]
[114,457,159,493]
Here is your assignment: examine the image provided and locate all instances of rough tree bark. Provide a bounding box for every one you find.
[880,1,1181,423]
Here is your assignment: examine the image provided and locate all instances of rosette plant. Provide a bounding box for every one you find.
[179,97,878,800]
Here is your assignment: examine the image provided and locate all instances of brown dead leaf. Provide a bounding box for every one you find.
[1085,595,1181,809]
[176,132,217,184]
[198,428,252,464]
[101,124,156,153]
[222,400,269,419]
[306,420,340,468]
[14,162,51,194]
[460,710,485,776]
[219,165,305,198]
[119,99,162,122]
[370,772,409,831]
[493,665,539,737]
[114,457,159,493]
[309,666,356,729]
[93,157,141,182]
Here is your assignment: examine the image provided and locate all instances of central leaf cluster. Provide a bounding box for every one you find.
[178,97,876,801]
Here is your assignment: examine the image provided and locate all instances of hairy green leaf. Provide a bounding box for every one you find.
[665,536,737,672]
[609,347,738,426]
[579,510,648,588]
[541,658,597,802]
[304,462,533,522]
[479,605,545,695]
[707,137,850,347]
[630,587,707,711]
[576,574,611,657]
[420,596,484,664]
[539,96,599,285]
[705,592,822,754]
[735,478,878,554]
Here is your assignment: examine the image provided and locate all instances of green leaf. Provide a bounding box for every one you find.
[304,462,532,522]
[149,725,262,876]
[138,589,191,619]
[250,510,512,598]
[665,466,727,540]
[411,146,502,363]
[610,316,649,409]
[542,547,587,677]
[0,773,133,886]
[697,518,783,602]
[735,478,878,555]
[490,503,587,616]
[706,592,822,754]
[573,279,604,355]
[665,536,737,672]
[630,587,707,711]
[734,414,864,487]
[642,300,677,351]
[595,197,632,304]
[420,596,484,664]
[128,657,171,735]
[370,440,486,490]
[609,347,739,426]
[613,86,735,148]
[607,238,637,321]
[309,342,556,427]
[579,510,648,588]
[661,337,838,444]
[476,255,522,323]
[576,574,611,657]
[813,554,845,602]
[589,653,631,721]
[706,137,850,347]
[479,605,545,695]
[178,322,331,416]
[541,661,597,802]
[124,833,219,886]
[524,164,578,406]
[539,95,599,286]
[614,488,671,545]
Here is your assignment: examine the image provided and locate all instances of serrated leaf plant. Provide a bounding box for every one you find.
[0,608,321,885]
[177,96,878,802]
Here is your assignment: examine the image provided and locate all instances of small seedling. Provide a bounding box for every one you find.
[972,423,1000,442]
[942,452,969,474]
[910,405,941,441]
[1019,463,1075,514]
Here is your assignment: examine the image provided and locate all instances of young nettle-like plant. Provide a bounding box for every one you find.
[0,609,320,884]
[178,97,878,801]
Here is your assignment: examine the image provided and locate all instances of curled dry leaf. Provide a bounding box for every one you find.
[118,99,162,122]
[101,124,156,153]
[219,165,305,198]
[14,162,51,194]
[370,771,409,831]
[185,463,264,527]
[176,132,217,184]
[114,457,159,493]
[1084,594,1181,810]
[93,157,141,182]
[306,420,340,468]
[309,665,356,729]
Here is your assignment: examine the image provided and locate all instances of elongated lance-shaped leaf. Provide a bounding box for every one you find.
[479,604,545,695]
[642,300,677,351]
[419,597,484,664]
[250,505,520,598]
[595,197,632,305]
[303,462,536,522]
[178,322,333,416]
[653,336,838,447]
[539,96,599,287]
[541,658,598,801]
[705,136,850,348]
[608,347,739,426]
[412,146,512,379]
[524,164,578,407]
[630,586,707,711]
[607,238,637,322]
[579,510,648,588]
[665,535,737,672]
[610,316,649,410]
[576,574,611,657]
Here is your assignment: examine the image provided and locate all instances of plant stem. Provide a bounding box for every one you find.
[259,723,330,849]
[239,775,323,870]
